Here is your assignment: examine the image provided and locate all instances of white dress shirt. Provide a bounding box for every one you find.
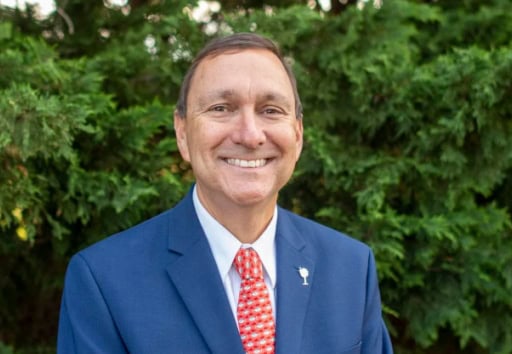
[192,187,277,322]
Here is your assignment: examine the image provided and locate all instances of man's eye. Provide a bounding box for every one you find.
[211,105,227,112]
[263,107,282,115]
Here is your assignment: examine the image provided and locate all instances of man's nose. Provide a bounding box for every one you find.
[231,108,266,148]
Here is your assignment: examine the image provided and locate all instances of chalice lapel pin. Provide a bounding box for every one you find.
[298,267,309,286]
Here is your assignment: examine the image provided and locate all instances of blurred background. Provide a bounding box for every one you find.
[1,0,512,353]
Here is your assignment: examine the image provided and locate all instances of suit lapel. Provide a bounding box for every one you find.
[165,193,245,354]
[275,209,316,354]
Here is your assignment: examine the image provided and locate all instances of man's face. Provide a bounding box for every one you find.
[175,49,303,214]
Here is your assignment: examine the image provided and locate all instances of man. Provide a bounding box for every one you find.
[58,33,393,354]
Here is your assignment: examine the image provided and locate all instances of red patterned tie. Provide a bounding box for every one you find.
[234,248,275,354]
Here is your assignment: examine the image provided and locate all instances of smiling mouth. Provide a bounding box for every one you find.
[225,158,269,168]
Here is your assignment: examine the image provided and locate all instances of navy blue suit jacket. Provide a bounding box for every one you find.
[58,191,393,353]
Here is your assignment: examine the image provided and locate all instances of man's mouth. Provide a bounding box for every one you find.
[225,158,269,168]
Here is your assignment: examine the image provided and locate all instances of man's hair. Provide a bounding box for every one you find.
[176,32,303,119]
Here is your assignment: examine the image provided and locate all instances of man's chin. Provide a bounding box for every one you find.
[228,189,277,208]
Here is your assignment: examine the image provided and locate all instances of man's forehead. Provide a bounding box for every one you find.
[197,89,293,104]
[201,47,277,62]
[196,48,284,72]
[191,50,291,87]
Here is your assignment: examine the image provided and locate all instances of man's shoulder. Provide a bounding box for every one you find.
[77,207,174,263]
[77,193,195,261]
[278,207,370,254]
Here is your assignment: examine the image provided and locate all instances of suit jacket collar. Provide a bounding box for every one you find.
[275,208,316,354]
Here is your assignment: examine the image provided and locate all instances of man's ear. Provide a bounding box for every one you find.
[174,110,190,162]
[295,118,304,161]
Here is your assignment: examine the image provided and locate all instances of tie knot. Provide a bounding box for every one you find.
[234,248,264,280]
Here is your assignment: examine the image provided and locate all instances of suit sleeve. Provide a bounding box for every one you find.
[57,254,127,354]
[361,250,394,354]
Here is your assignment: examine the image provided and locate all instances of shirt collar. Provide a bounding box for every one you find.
[192,186,277,288]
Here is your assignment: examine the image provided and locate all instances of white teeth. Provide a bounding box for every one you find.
[226,158,267,168]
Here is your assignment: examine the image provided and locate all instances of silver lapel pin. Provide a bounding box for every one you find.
[298,267,309,286]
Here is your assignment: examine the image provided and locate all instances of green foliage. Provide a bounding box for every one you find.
[0,11,189,349]
[1,0,512,353]
[0,342,15,354]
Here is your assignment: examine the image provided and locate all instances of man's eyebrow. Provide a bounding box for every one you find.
[194,90,293,110]
[197,89,236,108]
[260,92,293,110]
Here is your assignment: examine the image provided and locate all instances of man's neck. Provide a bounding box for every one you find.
[195,190,276,244]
